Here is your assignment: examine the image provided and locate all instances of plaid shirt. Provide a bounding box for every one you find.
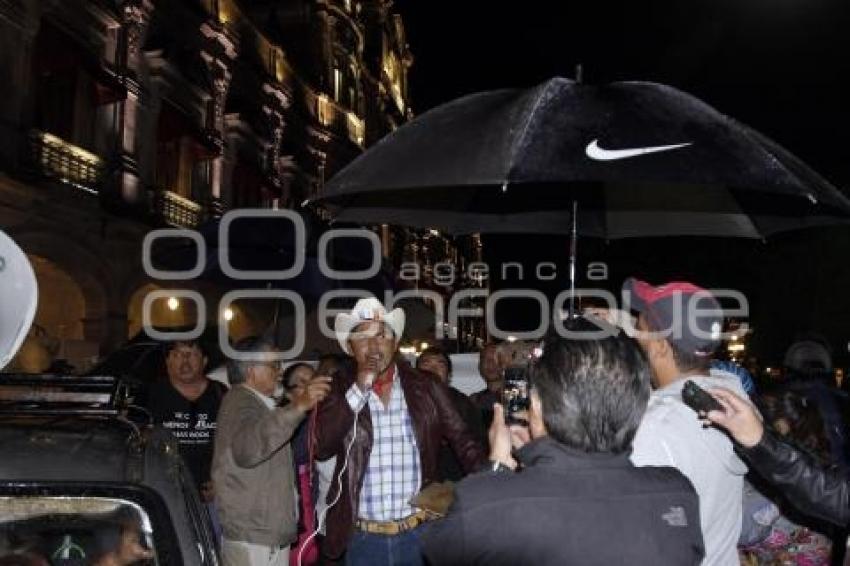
[346,367,421,521]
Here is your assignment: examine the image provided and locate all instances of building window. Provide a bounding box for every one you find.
[382,50,405,113]
[155,139,180,195]
[333,67,343,103]
[316,94,334,127]
[346,112,365,146]
[32,20,103,152]
[192,160,212,203]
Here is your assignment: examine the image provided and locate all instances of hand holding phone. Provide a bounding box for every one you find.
[698,387,765,448]
[488,404,521,470]
[681,380,723,414]
[503,367,530,425]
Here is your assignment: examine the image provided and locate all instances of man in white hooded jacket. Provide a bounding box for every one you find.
[623,278,748,566]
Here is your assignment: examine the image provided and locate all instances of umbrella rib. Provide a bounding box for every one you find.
[730,118,803,188]
[728,117,832,204]
[504,81,558,183]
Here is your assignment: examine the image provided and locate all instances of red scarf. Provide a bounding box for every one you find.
[371,365,396,399]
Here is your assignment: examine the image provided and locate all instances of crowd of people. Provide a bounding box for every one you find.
[141,280,850,566]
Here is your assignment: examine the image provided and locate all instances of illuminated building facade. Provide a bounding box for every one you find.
[0,0,425,368]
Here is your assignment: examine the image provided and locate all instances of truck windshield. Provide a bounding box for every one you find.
[0,496,156,565]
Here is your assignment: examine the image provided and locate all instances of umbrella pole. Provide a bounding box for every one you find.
[568,200,578,319]
[569,63,584,315]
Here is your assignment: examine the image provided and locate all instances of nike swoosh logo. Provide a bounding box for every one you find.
[585,139,693,161]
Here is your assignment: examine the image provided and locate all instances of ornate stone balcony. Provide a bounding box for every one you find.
[28,130,103,194]
[306,90,365,147]
[154,189,203,228]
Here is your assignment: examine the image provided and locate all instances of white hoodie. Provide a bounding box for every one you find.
[631,371,749,566]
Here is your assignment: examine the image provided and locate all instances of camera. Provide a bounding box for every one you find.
[502,366,530,425]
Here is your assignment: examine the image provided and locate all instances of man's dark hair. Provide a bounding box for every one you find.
[416,347,453,375]
[317,353,355,378]
[283,362,314,389]
[529,326,651,454]
[227,336,277,385]
[162,338,206,358]
[91,506,145,564]
[757,388,830,464]
[670,342,711,374]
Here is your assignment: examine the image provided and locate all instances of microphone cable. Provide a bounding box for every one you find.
[296,383,370,566]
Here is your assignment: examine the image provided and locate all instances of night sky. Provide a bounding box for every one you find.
[393,0,850,366]
[397,0,850,186]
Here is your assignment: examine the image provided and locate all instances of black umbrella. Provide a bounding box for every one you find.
[313,77,850,317]
[314,77,850,239]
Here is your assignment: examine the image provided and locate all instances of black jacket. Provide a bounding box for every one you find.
[419,437,705,566]
[740,431,850,526]
[438,387,487,482]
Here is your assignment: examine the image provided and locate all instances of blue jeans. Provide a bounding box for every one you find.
[205,501,222,547]
[344,526,424,566]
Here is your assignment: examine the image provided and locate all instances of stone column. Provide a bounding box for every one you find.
[122,0,155,72]
[262,83,293,205]
[200,21,237,215]
[220,114,242,209]
[103,0,154,207]
[262,106,286,193]
[312,9,333,90]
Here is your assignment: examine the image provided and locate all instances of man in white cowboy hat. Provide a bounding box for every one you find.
[315,296,487,565]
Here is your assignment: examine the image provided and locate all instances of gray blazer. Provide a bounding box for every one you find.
[212,384,305,547]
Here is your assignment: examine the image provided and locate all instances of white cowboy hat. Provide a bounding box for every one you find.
[334,297,405,355]
[0,230,38,370]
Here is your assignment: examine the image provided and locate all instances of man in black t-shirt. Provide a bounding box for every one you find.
[470,344,503,437]
[146,339,226,501]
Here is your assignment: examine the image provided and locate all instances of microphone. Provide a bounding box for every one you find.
[362,354,380,390]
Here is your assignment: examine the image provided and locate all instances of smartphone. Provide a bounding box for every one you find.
[502,366,530,425]
[681,380,723,414]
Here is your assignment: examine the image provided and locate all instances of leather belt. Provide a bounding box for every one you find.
[355,510,432,535]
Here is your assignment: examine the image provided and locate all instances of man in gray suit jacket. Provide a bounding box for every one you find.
[213,337,330,566]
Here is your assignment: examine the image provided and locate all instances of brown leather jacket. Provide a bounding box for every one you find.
[315,361,487,558]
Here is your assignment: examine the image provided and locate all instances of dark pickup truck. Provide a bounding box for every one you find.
[0,374,220,565]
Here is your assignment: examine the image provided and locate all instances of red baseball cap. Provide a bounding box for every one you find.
[622,278,723,357]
